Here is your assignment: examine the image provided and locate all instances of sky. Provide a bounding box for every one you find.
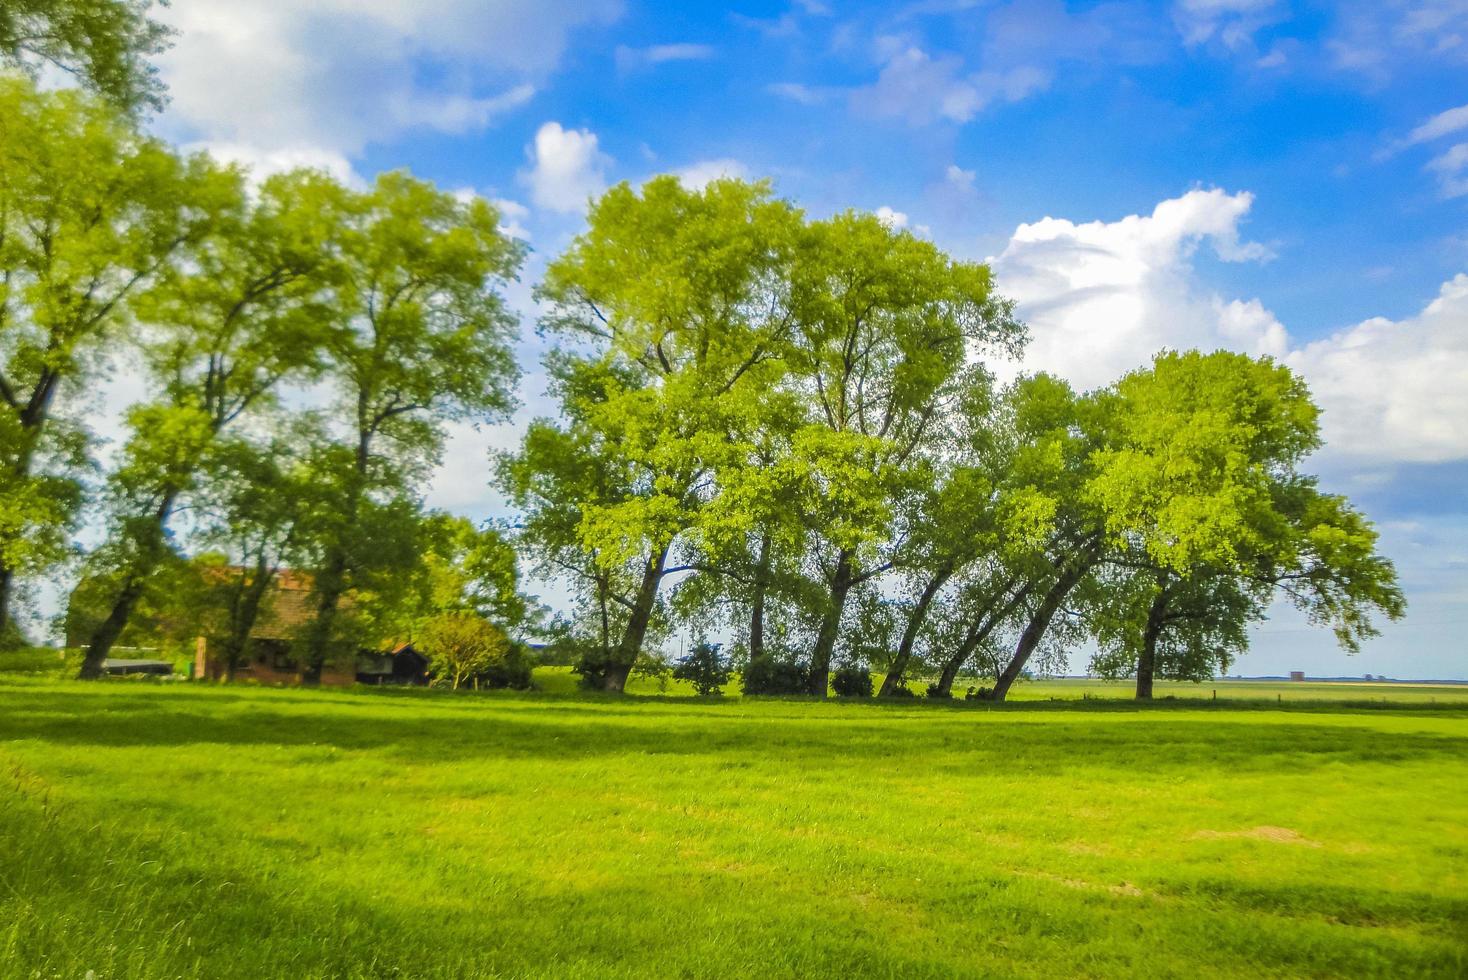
[97,0,1468,678]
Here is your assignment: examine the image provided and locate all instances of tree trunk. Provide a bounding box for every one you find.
[0,372,60,634]
[302,554,349,684]
[879,564,953,696]
[749,531,771,661]
[932,581,1031,698]
[79,491,180,679]
[808,549,855,697]
[0,568,15,647]
[604,540,670,692]
[221,557,274,681]
[990,556,1095,702]
[1135,587,1168,700]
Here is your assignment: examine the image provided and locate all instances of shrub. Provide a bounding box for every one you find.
[742,653,810,696]
[419,612,529,690]
[831,664,873,698]
[883,683,915,698]
[672,642,731,696]
[925,683,952,699]
[965,686,993,701]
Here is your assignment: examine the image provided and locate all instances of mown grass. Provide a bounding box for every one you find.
[0,677,1465,978]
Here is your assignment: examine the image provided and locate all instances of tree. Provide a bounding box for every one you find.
[418,611,519,690]
[0,0,173,112]
[507,177,802,691]
[783,212,1021,695]
[78,168,346,678]
[1087,350,1404,699]
[672,641,732,696]
[299,173,523,680]
[0,78,219,641]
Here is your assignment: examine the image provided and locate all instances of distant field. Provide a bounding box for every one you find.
[1,677,1464,978]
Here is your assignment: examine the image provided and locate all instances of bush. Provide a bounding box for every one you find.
[419,612,529,690]
[882,683,915,698]
[831,664,873,698]
[672,642,731,696]
[925,683,952,699]
[741,653,810,696]
[965,686,993,701]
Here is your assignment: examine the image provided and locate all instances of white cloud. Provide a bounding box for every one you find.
[946,164,977,193]
[767,82,831,106]
[1288,275,1468,463]
[521,122,611,214]
[674,158,750,190]
[492,198,533,242]
[614,43,715,73]
[989,188,1275,388]
[991,187,1468,464]
[874,206,909,229]
[1172,0,1283,49]
[190,141,363,187]
[154,1,620,164]
[1408,103,1468,144]
[851,46,1049,125]
[1426,142,1468,198]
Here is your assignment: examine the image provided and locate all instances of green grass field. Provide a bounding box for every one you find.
[1,673,1465,978]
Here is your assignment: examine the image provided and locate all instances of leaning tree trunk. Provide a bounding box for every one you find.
[1135,587,1168,701]
[0,372,61,637]
[221,556,275,680]
[79,491,180,679]
[748,531,772,662]
[990,556,1095,702]
[807,549,855,697]
[602,541,670,692]
[932,581,1031,698]
[879,564,953,696]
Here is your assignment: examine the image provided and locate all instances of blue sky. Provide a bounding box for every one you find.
[127,0,1468,678]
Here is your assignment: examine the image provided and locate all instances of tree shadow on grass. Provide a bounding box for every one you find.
[2,685,1466,778]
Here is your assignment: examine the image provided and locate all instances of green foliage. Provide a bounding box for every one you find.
[671,641,731,696]
[418,611,524,690]
[0,1,173,111]
[831,664,873,698]
[741,652,811,696]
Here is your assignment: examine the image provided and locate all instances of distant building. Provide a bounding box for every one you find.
[192,570,429,686]
[1289,670,1306,682]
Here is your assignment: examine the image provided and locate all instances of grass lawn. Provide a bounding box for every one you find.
[1,676,1465,978]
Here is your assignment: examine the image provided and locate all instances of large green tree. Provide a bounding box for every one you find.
[0,78,216,643]
[506,177,802,691]
[78,168,347,677]
[783,212,1021,695]
[0,1,172,112]
[299,173,522,679]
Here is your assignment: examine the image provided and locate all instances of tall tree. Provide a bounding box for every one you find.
[299,173,522,680]
[509,177,802,691]
[779,214,1021,694]
[0,0,172,112]
[0,79,215,642]
[78,168,346,677]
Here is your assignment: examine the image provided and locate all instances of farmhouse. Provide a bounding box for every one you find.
[190,569,429,686]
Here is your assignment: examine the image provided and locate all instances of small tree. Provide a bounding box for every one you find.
[419,611,517,690]
[672,641,732,696]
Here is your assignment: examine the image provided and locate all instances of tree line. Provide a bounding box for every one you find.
[0,77,1405,698]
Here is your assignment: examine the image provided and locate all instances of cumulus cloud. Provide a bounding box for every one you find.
[851,45,1049,125]
[521,122,611,214]
[154,0,620,164]
[614,43,715,73]
[674,158,751,190]
[1288,275,1468,463]
[875,206,909,229]
[990,188,1275,388]
[990,187,1468,465]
